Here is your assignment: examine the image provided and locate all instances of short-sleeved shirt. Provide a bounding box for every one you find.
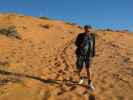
[75,32,95,57]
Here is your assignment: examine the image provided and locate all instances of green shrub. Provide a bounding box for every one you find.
[40,24,51,29]
[123,29,129,32]
[40,16,51,20]
[0,25,21,39]
[77,25,83,29]
[65,22,77,26]
[105,29,113,31]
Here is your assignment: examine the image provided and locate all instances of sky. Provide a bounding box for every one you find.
[0,0,133,31]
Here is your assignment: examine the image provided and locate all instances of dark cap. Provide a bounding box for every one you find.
[84,25,92,29]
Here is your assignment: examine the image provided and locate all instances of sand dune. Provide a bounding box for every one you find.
[0,14,133,100]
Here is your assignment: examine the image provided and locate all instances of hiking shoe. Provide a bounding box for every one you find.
[78,77,84,85]
[88,81,95,92]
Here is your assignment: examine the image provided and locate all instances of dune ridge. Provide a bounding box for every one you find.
[0,14,133,100]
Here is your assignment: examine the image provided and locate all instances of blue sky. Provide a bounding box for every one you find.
[0,0,133,31]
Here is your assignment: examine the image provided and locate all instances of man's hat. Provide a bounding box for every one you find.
[84,25,92,29]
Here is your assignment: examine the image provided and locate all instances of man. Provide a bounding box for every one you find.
[75,25,95,91]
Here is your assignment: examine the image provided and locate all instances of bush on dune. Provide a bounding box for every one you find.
[105,28,113,31]
[0,25,21,39]
[39,16,51,20]
[65,22,77,26]
[40,24,51,29]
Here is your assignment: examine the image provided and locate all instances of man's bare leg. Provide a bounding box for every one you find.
[77,68,84,84]
[86,64,95,91]
[86,64,91,84]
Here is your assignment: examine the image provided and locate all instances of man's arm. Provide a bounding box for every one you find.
[91,33,96,57]
[75,33,82,47]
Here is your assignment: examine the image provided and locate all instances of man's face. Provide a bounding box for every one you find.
[84,28,90,33]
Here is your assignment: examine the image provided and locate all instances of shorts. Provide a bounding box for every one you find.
[76,55,91,71]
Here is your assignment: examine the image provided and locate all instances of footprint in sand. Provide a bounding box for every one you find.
[57,87,66,95]
[54,61,61,67]
[69,86,77,91]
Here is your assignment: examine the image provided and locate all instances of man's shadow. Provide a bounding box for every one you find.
[0,69,87,88]
[89,94,96,100]
[0,69,96,100]
[0,69,60,85]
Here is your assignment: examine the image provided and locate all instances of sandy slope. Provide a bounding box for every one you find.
[0,14,133,100]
